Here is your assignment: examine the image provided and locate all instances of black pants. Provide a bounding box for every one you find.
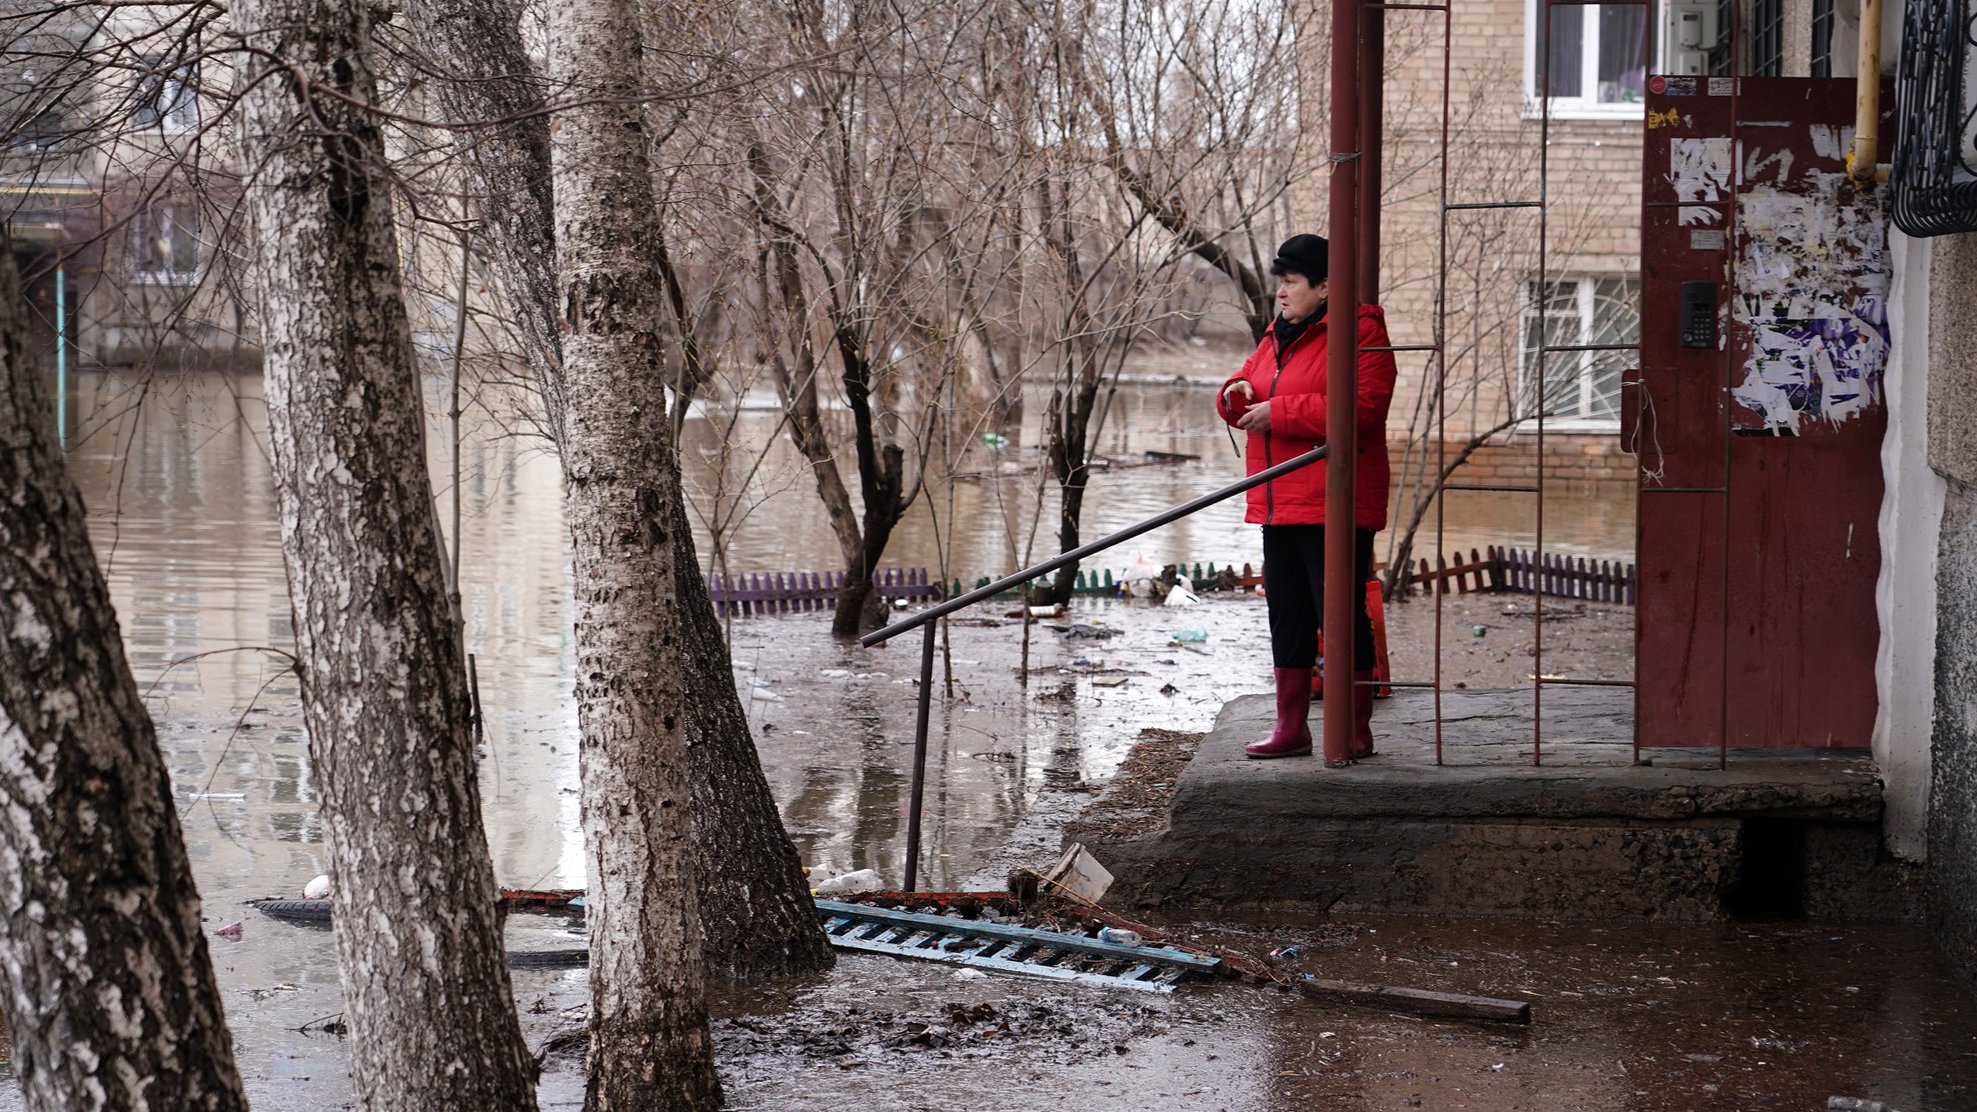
[1262,524,1376,670]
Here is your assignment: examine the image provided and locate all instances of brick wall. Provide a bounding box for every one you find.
[1297,0,1645,444]
[1387,432,1638,489]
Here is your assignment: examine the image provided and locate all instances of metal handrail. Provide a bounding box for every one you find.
[863,443,1330,890]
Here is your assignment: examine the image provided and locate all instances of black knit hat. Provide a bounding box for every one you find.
[1271,234,1329,284]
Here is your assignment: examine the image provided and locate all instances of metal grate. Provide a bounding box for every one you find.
[815,899,1221,992]
[1891,0,1977,235]
[1748,0,1785,76]
[1810,0,1836,78]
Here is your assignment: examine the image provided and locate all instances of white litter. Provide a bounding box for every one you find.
[303,874,331,900]
[813,868,883,896]
[1165,582,1202,606]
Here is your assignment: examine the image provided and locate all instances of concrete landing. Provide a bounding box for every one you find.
[1072,688,1912,922]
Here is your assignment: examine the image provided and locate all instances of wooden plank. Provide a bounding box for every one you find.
[1294,976,1532,1024]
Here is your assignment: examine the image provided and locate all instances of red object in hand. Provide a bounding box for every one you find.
[1224,385,1253,418]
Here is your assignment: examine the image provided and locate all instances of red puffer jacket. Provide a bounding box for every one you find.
[1215,305,1398,530]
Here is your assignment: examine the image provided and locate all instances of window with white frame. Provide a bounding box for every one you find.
[134,60,198,132]
[1526,2,1648,116]
[1520,277,1639,425]
[130,199,201,284]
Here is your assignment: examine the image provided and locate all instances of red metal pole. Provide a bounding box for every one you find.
[1357,3,1384,303]
[1322,0,1362,769]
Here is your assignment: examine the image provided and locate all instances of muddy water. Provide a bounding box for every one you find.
[693,914,1977,1112]
[11,363,1659,1108]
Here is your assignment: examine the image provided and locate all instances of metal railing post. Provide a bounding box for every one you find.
[864,444,1331,890]
[903,618,937,892]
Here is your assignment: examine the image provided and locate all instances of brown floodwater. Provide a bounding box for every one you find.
[44,364,1957,1112]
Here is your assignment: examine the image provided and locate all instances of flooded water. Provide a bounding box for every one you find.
[12,361,1659,1107]
[14,364,1977,1110]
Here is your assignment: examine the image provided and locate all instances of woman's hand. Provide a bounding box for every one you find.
[1236,400,1271,432]
[1222,380,1255,411]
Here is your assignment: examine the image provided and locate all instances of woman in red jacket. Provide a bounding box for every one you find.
[1216,234,1398,764]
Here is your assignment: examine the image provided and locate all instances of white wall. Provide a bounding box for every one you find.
[1874,230,1945,861]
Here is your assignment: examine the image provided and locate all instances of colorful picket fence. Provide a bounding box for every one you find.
[951,562,1257,599]
[1400,545,1636,605]
[706,568,940,616]
[706,546,1635,618]
[1492,546,1636,604]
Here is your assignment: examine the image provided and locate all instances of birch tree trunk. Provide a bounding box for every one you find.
[407,0,831,983]
[547,0,722,1105]
[0,247,248,1112]
[233,3,540,1108]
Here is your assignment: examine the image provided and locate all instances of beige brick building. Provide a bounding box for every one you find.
[2,7,495,373]
[1304,0,1868,499]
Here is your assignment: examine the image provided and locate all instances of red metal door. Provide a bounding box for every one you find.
[1635,78,1891,750]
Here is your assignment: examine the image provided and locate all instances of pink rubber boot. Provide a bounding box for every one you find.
[1246,668,1315,759]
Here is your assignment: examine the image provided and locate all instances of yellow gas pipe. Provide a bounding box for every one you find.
[1846,0,1893,186]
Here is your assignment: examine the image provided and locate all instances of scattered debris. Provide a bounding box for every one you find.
[303,873,331,900]
[214,920,243,939]
[295,1012,347,1038]
[1067,728,1204,842]
[1042,843,1115,904]
[813,868,884,897]
[250,888,584,925]
[1829,1099,1903,1112]
[1091,676,1130,688]
[700,994,1167,1070]
[1059,622,1119,639]
[1292,975,1532,1024]
[1171,628,1208,643]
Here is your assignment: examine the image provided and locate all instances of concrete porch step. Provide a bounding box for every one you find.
[1073,688,1910,922]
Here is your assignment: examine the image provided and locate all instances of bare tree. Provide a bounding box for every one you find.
[0,243,247,1112]
[399,0,830,983]
[231,0,540,1107]
[544,0,724,1103]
